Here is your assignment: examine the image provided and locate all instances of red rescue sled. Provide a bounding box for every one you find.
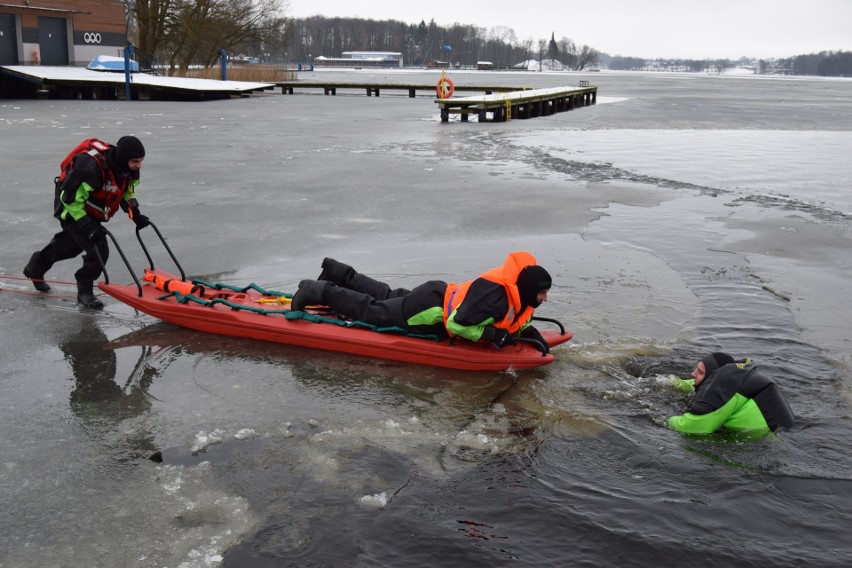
[96,225,572,371]
[100,268,571,371]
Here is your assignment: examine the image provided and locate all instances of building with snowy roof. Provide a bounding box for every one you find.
[314,51,403,69]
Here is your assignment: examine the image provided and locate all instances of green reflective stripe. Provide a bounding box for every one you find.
[124,178,139,200]
[406,306,444,327]
[60,181,95,221]
[446,310,495,342]
[668,393,770,435]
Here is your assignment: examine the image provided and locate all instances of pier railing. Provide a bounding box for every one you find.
[275,81,521,97]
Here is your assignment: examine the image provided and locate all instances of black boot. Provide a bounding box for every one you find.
[77,280,104,309]
[24,252,51,292]
[317,257,355,286]
[291,279,331,311]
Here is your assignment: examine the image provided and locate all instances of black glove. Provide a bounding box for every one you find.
[130,207,150,229]
[75,216,105,245]
[521,325,549,355]
[490,327,516,349]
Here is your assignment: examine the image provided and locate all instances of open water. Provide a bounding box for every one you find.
[1,69,851,567]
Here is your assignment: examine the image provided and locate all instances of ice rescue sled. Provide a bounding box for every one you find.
[96,225,572,371]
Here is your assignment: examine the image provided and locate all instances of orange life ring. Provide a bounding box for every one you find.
[436,77,454,99]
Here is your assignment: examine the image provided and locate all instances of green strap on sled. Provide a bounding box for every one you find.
[157,282,442,342]
[192,278,291,298]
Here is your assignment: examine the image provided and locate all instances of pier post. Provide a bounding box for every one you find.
[123,45,135,101]
[219,48,227,81]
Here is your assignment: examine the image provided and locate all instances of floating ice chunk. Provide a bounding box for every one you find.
[359,491,389,508]
[162,475,183,494]
[178,546,224,567]
[234,428,256,440]
[191,429,226,452]
[455,429,493,449]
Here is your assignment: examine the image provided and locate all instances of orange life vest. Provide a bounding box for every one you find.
[443,251,537,336]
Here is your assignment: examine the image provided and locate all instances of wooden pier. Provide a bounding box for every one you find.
[435,84,597,122]
[1,66,598,120]
[275,81,520,97]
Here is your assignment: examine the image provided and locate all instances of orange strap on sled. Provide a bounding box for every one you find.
[144,270,204,296]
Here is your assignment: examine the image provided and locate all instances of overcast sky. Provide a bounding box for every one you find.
[287,0,851,60]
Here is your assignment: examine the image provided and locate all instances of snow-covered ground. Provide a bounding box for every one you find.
[1,65,272,92]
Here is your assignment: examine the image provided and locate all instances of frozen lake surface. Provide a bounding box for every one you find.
[1,69,851,567]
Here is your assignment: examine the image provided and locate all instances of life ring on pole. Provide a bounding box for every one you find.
[436,76,454,99]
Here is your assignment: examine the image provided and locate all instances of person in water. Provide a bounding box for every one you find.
[290,251,552,351]
[667,352,795,435]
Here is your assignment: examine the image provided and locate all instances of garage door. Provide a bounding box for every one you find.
[38,16,68,65]
[0,14,18,65]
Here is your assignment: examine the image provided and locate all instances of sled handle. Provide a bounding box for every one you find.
[531,316,566,335]
[99,227,143,296]
[135,221,186,282]
[516,337,549,356]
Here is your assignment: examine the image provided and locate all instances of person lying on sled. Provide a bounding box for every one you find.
[667,352,795,436]
[291,251,552,351]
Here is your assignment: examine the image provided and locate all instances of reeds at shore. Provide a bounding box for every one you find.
[176,64,296,82]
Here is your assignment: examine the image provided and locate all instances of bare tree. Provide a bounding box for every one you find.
[537,39,547,70]
[574,44,600,70]
[557,36,576,68]
[135,0,283,73]
[518,37,534,68]
[284,17,557,69]
[134,0,174,69]
[487,26,516,67]
[132,7,611,72]
[255,16,291,62]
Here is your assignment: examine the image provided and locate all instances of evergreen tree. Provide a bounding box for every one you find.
[548,32,559,60]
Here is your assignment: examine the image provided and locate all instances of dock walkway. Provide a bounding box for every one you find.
[275,81,520,97]
[435,84,597,122]
[0,65,272,100]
